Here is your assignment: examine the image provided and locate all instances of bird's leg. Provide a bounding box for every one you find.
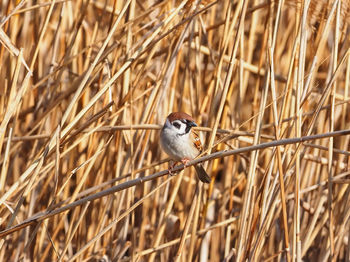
[181,158,191,167]
[168,159,190,176]
[168,160,178,176]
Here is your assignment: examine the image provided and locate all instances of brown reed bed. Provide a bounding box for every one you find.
[0,0,350,261]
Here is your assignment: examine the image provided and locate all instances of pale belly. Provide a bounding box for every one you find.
[160,129,198,161]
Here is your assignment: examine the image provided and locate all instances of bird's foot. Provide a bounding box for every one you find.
[168,161,178,176]
[181,158,191,167]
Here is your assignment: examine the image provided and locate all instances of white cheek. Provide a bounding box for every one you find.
[171,121,186,133]
[180,125,186,133]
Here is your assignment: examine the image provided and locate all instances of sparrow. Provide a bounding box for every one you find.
[160,112,211,183]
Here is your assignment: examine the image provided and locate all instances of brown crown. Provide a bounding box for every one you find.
[167,112,195,123]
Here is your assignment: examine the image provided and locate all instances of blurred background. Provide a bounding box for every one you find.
[0,0,350,261]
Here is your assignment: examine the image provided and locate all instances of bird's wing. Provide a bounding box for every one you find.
[191,130,203,153]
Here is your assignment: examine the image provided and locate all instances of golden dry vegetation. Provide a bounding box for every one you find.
[0,0,350,261]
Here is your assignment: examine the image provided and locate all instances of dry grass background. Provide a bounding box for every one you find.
[0,0,350,261]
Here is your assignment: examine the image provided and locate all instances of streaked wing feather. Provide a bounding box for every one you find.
[191,130,203,153]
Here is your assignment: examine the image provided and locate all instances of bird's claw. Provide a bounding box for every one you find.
[167,167,175,176]
[167,159,190,176]
[168,161,177,176]
[181,158,190,167]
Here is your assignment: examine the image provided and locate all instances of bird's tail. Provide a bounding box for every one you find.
[194,164,211,183]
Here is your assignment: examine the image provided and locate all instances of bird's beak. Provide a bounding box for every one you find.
[188,121,197,128]
[185,121,197,133]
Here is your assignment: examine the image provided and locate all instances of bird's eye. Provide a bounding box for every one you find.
[173,122,181,129]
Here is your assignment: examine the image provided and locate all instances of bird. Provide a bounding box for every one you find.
[160,112,211,183]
